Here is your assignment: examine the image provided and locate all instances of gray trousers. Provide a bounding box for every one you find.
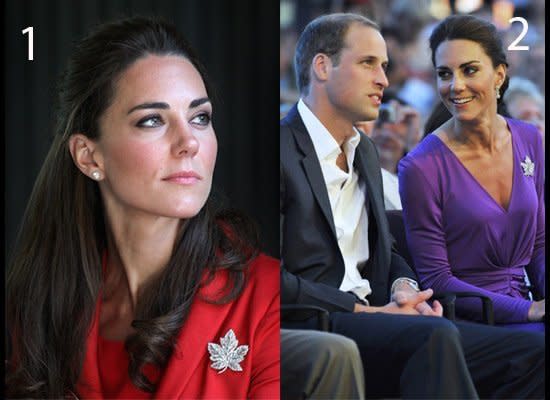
[281,329,365,400]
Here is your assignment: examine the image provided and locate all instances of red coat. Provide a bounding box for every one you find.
[77,254,280,399]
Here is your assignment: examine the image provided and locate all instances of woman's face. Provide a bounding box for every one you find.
[95,54,217,220]
[434,39,505,122]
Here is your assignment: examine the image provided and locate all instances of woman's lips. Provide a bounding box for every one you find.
[163,171,202,185]
[450,96,475,106]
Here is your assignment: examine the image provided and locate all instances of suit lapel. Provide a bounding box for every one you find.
[354,135,393,289]
[301,156,337,237]
[354,138,382,232]
[286,106,337,237]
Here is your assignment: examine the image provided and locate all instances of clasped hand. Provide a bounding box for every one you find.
[389,288,443,317]
[354,288,443,317]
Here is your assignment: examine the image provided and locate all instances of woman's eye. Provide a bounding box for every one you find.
[137,115,164,128]
[437,70,451,79]
[191,113,211,127]
[464,66,478,75]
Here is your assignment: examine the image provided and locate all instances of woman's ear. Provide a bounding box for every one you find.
[495,64,507,87]
[68,134,104,181]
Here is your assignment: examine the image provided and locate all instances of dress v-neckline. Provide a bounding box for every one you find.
[432,119,516,213]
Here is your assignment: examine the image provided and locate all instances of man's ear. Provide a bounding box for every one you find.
[311,53,332,83]
[68,134,104,181]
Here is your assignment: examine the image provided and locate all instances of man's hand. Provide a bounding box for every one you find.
[354,288,443,317]
[393,288,443,316]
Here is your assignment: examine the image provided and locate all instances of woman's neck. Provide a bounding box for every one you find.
[447,113,507,154]
[103,212,181,309]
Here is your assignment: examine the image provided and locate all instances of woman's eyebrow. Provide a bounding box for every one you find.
[127,97,210,115]
[436,60,481,70]
[189,97,211,109]
[127,102,169,115]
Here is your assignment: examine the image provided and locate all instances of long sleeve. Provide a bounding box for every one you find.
[280,155,357,312]
[280,266,357,312]
[524,130,545,299]
[398,156,532,324]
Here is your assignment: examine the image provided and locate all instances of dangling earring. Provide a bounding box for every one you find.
[91,170,102,180]
[495,86,501,100]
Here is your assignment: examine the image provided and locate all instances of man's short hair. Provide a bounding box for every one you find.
[294,13,379,95]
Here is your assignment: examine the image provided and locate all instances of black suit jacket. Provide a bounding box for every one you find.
[280,105,416,312]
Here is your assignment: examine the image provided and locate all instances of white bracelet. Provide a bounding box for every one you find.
[391,277,420,295]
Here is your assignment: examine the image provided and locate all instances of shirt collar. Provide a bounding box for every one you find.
[297,98,361,167]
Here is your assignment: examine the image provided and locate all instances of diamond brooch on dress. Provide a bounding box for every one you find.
[208,329,249,373]
[520,156,535,177]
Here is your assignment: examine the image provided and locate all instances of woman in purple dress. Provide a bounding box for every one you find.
[398,15,545,332]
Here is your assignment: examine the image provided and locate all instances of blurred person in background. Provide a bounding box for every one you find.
[354,120,376,136]
[504,76,545,146]
[281,27,300,118]
[501,6,545,102]
[380,0,438,119]
[369,92,422,210]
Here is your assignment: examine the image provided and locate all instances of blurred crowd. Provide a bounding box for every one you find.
[281,0,545,209]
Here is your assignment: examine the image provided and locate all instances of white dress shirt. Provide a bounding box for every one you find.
[298,99,372,301]
[381,168,402,210]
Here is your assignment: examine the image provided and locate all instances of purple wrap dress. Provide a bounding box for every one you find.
[398,118,544,332]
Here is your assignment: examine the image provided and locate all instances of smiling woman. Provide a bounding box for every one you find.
[398,14,545,332]
[6,17,280,399]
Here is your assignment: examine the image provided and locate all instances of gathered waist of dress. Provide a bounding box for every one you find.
[455,266,530,299]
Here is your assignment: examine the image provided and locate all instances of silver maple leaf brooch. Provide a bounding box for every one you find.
[207,329,249,374]
[520,155,535,177]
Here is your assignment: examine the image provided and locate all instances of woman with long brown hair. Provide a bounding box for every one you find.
[6,16,279,398]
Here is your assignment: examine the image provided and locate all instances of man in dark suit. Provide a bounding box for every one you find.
[280,13,544,399]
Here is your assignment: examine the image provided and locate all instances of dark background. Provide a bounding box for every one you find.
[4,0,280,260]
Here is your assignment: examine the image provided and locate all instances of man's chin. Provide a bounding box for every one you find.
[355,110,378,124]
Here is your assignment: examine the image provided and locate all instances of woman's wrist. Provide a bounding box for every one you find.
[527,302,536,321]
[527,300,544,322]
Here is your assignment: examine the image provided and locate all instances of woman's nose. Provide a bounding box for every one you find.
[172,124,199,157]
[450,75,465,92]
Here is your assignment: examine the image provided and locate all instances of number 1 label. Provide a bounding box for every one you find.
[22,26,34,60]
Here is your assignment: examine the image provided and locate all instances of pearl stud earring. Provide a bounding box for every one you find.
[91,171,101,180]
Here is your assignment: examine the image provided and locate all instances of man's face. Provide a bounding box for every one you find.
[325,24,389,123]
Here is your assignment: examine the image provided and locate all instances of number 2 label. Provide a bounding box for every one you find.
[508,17,529,51]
